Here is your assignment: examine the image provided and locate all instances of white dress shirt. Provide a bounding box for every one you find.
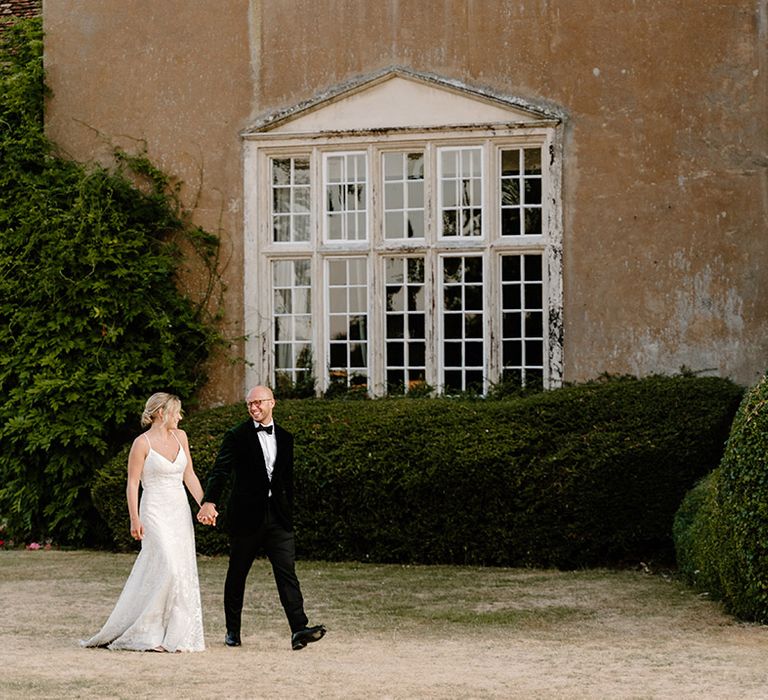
[255,421,277,490]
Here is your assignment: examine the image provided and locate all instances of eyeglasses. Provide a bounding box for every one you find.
[247,399,273,407]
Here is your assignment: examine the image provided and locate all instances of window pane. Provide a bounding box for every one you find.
[408,181,424,204]
[501,149,520,176]
[385,182,404,210]
[444,314,462,338]
[525,283,543,308]
[407,258,425,284]
[326,257,368,391]
[500,254,545,387]
[439,255,485,393]
[410,342,425,366]
[275,343,292,368]
[407,211,424,239]
[327,156,342,182]
[408,287,425,312]
[387,314,404,338]
[501,147,544,239]
[387,286,405,312]
[442,211,457,237]
[524,208,542,236]
[524,255,543,281]
[271,259,313,388]
[503,284,521,309]
[525,311,543,337]
[408,313,425,339]
[385,212,402,239]
[503,312,522,339]
[384,256,426,394]
[294,214,310,241]
[387,341,404,365]
[325,153,368,242]
[439,147,482,238]
[443,180,457,208]
[465,313,483,338]
[407,153,424,179]
[383,152,424,240]
[444,341,462,365]
[525,178,542,205]
[271,158,312,243]
[327,213,342,240]
[502,255,521,281]
[501,179,519,206]
[524,148,542,175]
[465,257,483,283]
[330,343,346,366]
[273,187,291,213]
[274,288,292,314]
[350,342,366,367]
[384,152,402,180]
[295,315,312,340]
[273,215,291,242]
[330,315,347,339]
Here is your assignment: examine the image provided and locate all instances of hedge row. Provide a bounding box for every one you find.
[93,375,742,568]
[673,374,768,622]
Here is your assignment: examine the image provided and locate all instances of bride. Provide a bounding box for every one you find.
[82,393,205,652]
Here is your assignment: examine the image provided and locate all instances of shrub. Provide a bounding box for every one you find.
[672,472,723,597]
[0,18,221,545]
[675,374,768,622]
[94,375,741,567]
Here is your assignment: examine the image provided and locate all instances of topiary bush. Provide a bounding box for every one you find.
[674,373,768,622]
[672,471,723,597]
[94,374,741,567]
[0,17,221,545]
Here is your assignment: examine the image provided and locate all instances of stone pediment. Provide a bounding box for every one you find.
[243,68,561,136]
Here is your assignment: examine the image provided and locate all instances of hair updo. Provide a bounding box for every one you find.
[140,392,182,428]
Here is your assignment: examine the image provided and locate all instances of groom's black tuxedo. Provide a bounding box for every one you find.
[204,418,309,637]
[204,419,294,534]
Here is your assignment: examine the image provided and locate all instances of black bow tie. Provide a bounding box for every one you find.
[255,423,273,434]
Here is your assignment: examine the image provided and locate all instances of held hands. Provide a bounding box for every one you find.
[197,502,218,527]
[130,519,144,541]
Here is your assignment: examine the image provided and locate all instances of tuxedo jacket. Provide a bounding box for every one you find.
[204,418,295,535]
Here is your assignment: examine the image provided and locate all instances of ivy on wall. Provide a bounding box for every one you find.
[0,18,222,545]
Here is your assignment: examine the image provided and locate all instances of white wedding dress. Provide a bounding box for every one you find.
[82,434,205,652]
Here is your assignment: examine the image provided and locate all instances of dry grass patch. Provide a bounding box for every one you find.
[1,550,767,699]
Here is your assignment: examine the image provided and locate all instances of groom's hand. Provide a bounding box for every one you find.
[197,502,218,526]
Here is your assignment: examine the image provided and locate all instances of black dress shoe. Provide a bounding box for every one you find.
[291,624,326,650]
[225,630,241,647]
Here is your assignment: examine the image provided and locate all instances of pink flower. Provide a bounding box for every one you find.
[44,543,52,550]
[26,542,41,550]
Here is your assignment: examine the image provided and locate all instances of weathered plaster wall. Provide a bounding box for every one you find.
[44,0,768,401]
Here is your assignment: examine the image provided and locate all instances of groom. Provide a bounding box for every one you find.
[197,385,326,651]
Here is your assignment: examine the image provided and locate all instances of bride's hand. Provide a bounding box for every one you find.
[197,502,218,526]
[130,519,144,540]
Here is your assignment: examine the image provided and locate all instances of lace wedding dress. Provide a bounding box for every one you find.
[82,434,205,652]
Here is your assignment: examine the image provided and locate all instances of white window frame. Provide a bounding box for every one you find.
[243,125,563,396]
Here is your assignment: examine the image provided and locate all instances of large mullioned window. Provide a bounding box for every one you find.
[247,125,560,396]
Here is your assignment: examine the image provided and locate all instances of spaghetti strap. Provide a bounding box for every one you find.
[143,433,152,450]
[170,430,182,449]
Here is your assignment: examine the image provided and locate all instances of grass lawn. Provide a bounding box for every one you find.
[1,550,767,698]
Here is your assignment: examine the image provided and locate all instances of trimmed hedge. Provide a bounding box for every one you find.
[93,375,742,567]
[673,374,768,622]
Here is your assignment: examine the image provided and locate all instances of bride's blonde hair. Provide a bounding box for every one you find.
[141,392,182,428]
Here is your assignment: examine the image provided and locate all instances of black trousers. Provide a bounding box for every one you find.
[224,501,308,634]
